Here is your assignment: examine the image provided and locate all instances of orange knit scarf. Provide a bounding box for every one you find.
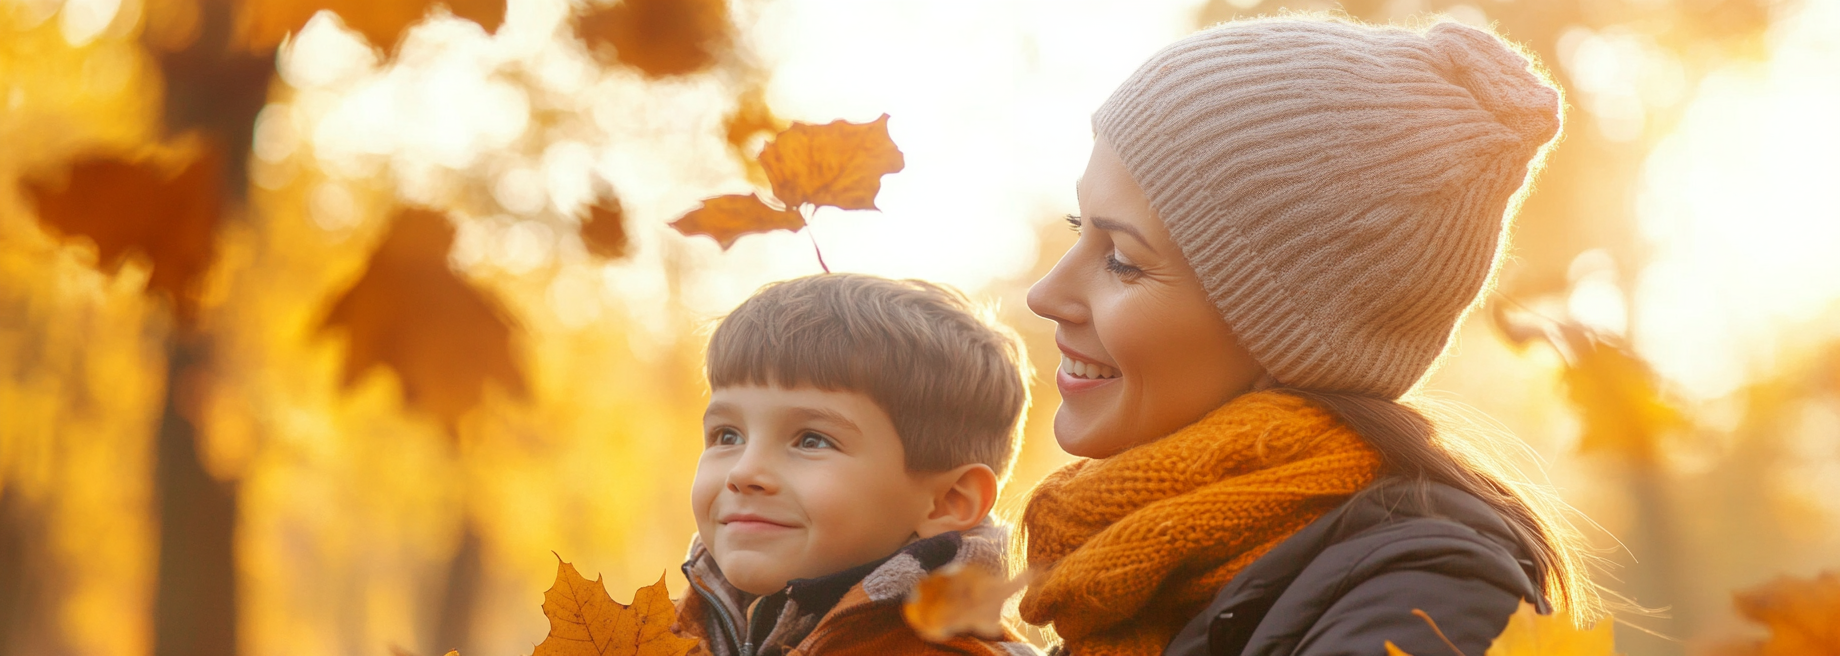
[1018,391,1383,656]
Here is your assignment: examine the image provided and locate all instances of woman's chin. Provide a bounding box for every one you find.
[1053,407,1130,459]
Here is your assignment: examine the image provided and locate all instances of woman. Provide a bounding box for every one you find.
[1018,16,1596,656]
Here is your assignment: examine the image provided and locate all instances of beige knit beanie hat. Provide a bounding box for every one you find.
[1095,18,1562,400]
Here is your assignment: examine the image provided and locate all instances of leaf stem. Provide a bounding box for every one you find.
[1411,609,1469,656]
[805,207,830,273]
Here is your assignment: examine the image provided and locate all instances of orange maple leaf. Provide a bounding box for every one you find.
[758,114,905,212]
[533,559,699,656]
[24,142,224,325]
[236,0,506,51]
[669,194,806,251]
[575,0,732,78]
[903,564,1031,643]
[579,197,629,259]
[1731,571,1840,655]
[320,209,525,432]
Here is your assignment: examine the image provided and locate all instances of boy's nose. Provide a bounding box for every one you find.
[724,447,779,494]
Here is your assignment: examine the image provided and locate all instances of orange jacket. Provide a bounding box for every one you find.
[670,524,1036,656]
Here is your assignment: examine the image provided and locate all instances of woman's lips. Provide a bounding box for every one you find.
[1056,340,1122,394]
[1057,367,1121,394]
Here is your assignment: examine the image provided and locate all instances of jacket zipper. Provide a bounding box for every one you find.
[685,567,745,656]
[739,597,769,656]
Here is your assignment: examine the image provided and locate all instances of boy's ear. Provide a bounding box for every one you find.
[916,463,999,538]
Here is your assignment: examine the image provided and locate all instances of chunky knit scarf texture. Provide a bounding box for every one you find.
[1019,391,1383,656]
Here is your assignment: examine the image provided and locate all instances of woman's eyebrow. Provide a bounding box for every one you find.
[1089,215,1152,249]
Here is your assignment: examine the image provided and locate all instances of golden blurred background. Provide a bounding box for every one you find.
[1,0,1837,655]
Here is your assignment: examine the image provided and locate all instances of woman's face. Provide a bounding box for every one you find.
[1027,137,1267,458]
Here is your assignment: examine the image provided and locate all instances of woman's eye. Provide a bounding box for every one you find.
[709,428,743,446]
[796,432,835,450]
[1104,253,1143,278]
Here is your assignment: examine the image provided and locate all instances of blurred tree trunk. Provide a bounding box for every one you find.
[0,488,64,656]
[153,337,238,656]
[147,0,267,651]
[431,522,485,656]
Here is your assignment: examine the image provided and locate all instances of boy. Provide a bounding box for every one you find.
[674,274,1037,656]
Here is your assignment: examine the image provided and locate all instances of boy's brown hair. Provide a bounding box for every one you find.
[705,273,1030,479]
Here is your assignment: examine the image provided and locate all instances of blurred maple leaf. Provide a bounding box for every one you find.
[903,563,1031,643]
[579,197,630,259]
[1490,305,1684,462]
[235,0,507,51]
[1728,571,1840,655]
[24,142,224,325]
[320,209,525,431]
[533,558,698,656]
[723,85,787,188]
[670,194,805,251]
[671,115,905,251]
[1560,334,1685,463]
[576,0,732,78]
[1387,602,1618,656]
[759,114,905,211]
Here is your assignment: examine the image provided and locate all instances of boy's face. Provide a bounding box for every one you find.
[693,385,945,596]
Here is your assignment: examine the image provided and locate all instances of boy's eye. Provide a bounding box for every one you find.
[795,432,835,450]
[709,427,744,446]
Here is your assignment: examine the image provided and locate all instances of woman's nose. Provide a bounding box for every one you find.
[1028,249,1089,326]
[725,444,779,494]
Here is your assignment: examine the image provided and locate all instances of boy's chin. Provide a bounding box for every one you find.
[714,551,793,596]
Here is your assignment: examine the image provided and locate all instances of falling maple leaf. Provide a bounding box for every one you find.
[758,114,905,211]
[903,564,1032,643]
[576,0,732,78]
[24,141,224,325]
[579,197,630,259]
[1387,602,1618,656]
[235,0,507,51]
[533,558,699,656]
[320,208,525,431]
[670,114,905,253]
[670,194,806,250]
[1728,571,1840,655]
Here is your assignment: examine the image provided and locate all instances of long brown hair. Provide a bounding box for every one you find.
[1278,387,1603,620]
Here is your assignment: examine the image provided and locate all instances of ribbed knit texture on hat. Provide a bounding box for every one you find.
[1094,18,1563,399]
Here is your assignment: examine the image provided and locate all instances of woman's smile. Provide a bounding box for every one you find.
[1056,342,1123,395]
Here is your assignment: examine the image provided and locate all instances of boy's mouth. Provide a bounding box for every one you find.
[719,512,796,531]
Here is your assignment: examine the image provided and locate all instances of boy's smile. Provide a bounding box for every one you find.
[693,385,964,596]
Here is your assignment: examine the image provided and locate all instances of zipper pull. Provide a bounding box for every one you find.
[739,642,754,656]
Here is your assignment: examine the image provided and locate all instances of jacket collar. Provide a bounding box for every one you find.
[679,521,1011,656]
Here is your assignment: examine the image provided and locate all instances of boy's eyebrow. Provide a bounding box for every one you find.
[703,401,739,421]
[787,406,861,433]
[1089,215,1151,249]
